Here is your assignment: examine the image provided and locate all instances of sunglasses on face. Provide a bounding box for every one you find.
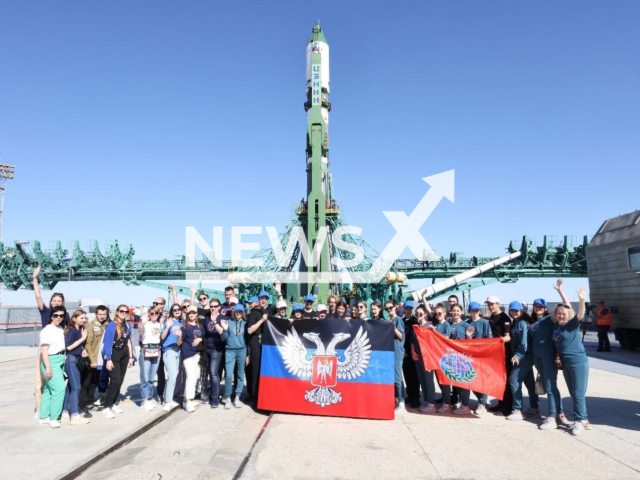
[199,297,208,301]
[118,310,128,314]
[182,306,189,310]
[149,312,159,316]
[210,305,220,309]
[172,309,181,313]
[358,305,366,309]
[435,312,444,316]
[52,313,65,318]
[385,306,394,311]
[152,302,164,306]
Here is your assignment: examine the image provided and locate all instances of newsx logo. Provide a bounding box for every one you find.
[185,170,454,284]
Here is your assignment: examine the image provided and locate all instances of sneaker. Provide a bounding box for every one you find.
[191,400,200,407]
[224,398,232,410]
[185,402,196,413]
[507,410,524,421]
[453,405,471,415]
[572,421,585,436]
[475,404,487,416]
[582,420,592,430]
[233,397,242,408]
[143,401,156,412]
[49,420,61,428]
[149,399,158,406]
[436,404,451,414]
[525,408,541,417]
[60,411,70,422]
[539,417,558,430]
[112,405,124,414]
[202,398,210,405]
[94,398,104,407]
[70,415,90,425]
[101,408,116,419]
[162,401,179,412]
[82,408,93,419]
[38,417,50,425]
[211,398,220,408]
[418,403,437,414]
[557,413,571,426]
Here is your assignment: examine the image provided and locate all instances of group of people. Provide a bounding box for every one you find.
[32,265,592,436]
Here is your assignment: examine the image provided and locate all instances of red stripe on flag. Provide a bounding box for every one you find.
[258,376,395,420]
[413,327,507,400]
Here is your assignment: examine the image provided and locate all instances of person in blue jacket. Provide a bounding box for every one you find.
[221,304,249,409]
[552,287,591,436]
[465,301,493,415]
[384,301,406,415]
[507,301,539,421]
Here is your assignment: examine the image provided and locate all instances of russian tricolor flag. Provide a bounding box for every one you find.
[258,317,395,420]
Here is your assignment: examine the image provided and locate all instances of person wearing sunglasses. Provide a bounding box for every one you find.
[486,296,513,415]
[138,306,162,412]
[448,304,474,415]
[221,304,249,409]
[144,296,168,403]
[401,301,421,409]
[205,299,226,408]
[383,301,405,413]
[411,305,439,415]
[37,306,68,428]
[178,306,204,412]
[61,309,90,425]
[161,303,184,411]
[430,304,453,413]
[356,301,370,321]
[101,304,134,419]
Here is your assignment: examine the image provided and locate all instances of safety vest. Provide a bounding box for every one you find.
[597,307,612,326]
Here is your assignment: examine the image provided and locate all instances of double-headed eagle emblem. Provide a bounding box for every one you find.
[281,326,372,407]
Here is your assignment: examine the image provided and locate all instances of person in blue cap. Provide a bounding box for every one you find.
[221,304,249,409]
[291,304,304,322]
[506,301,539,421]
[302,294,318,319]
[465,301,493,414]
[246,290,274,405]
[552,286,591,435]
[401,300,421,409]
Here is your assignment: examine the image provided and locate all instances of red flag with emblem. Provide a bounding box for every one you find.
[413,327,507,400]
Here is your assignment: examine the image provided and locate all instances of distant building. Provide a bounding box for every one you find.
[587,211,640,350]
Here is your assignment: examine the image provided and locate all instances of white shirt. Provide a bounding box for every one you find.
[40,324,65,355]
[142,321,162,345]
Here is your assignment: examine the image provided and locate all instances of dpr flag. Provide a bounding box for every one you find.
[413,326,506,400]
[258,317,395,420]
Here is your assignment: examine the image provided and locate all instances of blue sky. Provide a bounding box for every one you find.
[1,1,638,307]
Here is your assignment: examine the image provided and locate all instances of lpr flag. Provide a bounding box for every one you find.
[258,317,395,420]
[413,326,507,400]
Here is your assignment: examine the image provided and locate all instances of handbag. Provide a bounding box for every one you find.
[534,374,546,395]
[76,355,92,372]
[143,343,161,358]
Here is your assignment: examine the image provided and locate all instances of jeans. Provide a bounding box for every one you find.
[64,354,82,416]
[183,354,201,401]
[208,350,223,402]
[98,366,109,393]
[563,357,589,421]
[225,348,247,399]
[39,354,66,420]
[394,353,403,400]
[163,346,180,403]
[597,324,611,350]
[534,355,563,417]
[139,351,160,400]
[509,355,539,411]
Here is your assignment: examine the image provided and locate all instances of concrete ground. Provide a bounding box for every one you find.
[1,341,639,480]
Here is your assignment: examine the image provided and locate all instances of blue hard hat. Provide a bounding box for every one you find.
[508,301,523,312]
[533,298,547,308]
[404,300,414,309]
[304,294,315,302]
[468,301,482,311]
[258,290,270,299]
[233,304,245,312]
[293,303,303,311]
[248,296,259,304]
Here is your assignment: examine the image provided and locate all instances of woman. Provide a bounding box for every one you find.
[384,301,405,414]
[317,305,328,320]
[205,298,225,408]
[336,302,348,320]
[139,306,162,411]
[552,287,590,436]
[465,302,492,415]
[449,304,473,415]
[327,295,339,318]
[411,305,438,414]
[179,306,204,412]
[37,306,67,428]
[370,302,384,320]
[291,304,304,322]
[221,304,248,409]
[161,304,183,412]
[530,279,571,429]
[102,304,134,419]
[506,301,540,421]
[62,310,90,425]
[274,300,288,319]
[356,301,369,320]
[431,304,452,413]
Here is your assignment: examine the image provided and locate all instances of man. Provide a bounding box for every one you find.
[595,300,612,352]
[221,286,236,317]
[485,295,513,415]
[326,295,339,318]
[401,300,421,409]
[246,290,275,405]
[302,294,318,319]
[85,305,110,413]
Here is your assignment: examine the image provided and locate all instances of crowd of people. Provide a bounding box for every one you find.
[31,265,594,436]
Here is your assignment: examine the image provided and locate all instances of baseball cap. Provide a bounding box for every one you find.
[258,290,270,299]
[468,301,482,311]
[276,300,287,309]
[186,305,198,313]
[248,296,259,304]
[532,298,547,308]
[293,303,303,312]
[317,304,328,312]
[486,295,500,304]
[233,304,245,312]
[509,301,523,312]
[404,300,414,309]
[229,297,239,305]
[304,294,315,302]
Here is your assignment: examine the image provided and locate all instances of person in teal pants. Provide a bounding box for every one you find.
[507,301,539,421]
[552,286,591,436]
[38,306,68,428]
[221,304,248,409]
